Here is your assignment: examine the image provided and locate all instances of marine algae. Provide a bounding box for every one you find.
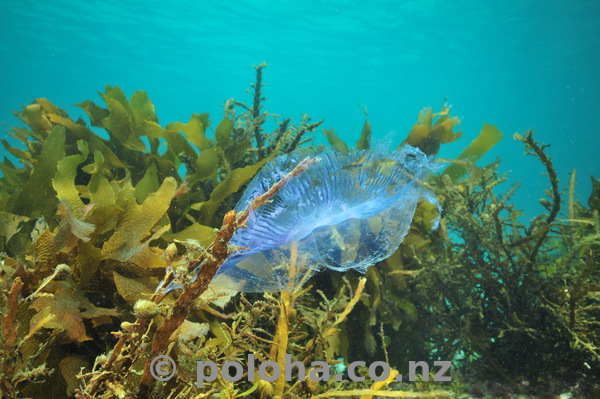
[1,65,598,399]
[400,104,462,156]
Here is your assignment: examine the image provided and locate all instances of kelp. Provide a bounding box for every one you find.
[101,177,177,262]
[1,65,597,399]
[190,152,277,222]
[29,279,120,343]
[400,105,462,156]
[372,133,599,396]
[323,128,350,154]
[0,211,28,242]
[318,109,598,397]
[0,93,488,398]
[4,65,401,399]
[10,125,66,219]
[356,104,372,151]
[442,123,502,181]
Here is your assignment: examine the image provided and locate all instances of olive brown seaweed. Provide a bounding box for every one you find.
[211,145,440,292]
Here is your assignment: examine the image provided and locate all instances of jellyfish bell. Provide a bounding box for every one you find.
[209,145,441,292]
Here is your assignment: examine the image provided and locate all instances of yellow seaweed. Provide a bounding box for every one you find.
[102,97,148,152]
[357,118,372,151]
[102,177,178,261]
[401,106,462,156]
[11,125,66,219]
[112,271,160,305]
[323,128,349,154]
[161,222,216,247]
[166,112,211,151]
[135,163,160,203]
[215,117,234,148]
[443,123,502,181]
[52,141,89,216]
[193,148,220,181]
[143,119,198,163]
[29,283,119,344]
[191,151,277,225]
[76,99,109,127]
[38,98,126,169]
[129,90,158,124]
[1,70,529,399]
[0,211,28,242]
[13,103,53,134]
[1,139,35,165]
[357,104,371,150]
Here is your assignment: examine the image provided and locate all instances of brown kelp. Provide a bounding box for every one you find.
[321,108,599,396]
[0,65,598,399]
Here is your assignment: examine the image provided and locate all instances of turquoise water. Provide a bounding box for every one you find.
[1,0,599,214]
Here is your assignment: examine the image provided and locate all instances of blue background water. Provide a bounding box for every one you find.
[1,0,598,217]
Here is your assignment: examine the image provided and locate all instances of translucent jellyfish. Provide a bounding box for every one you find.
[210,145,440,292]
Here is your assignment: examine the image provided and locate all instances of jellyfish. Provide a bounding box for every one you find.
[210,145,440,292]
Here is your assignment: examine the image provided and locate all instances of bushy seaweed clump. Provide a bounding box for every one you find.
[327,115,600,396]
[422,135,600,396]
[0,64,598,399]
[0,65,446,399]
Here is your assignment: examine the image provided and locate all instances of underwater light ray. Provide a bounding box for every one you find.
[210,145,440,292]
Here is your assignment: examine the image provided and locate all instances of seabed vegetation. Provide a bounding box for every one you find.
[0,64,599,399]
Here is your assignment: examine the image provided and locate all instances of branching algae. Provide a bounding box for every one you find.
[0,64,598,399]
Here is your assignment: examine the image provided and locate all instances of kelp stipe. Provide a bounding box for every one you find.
[211,145,440,292]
